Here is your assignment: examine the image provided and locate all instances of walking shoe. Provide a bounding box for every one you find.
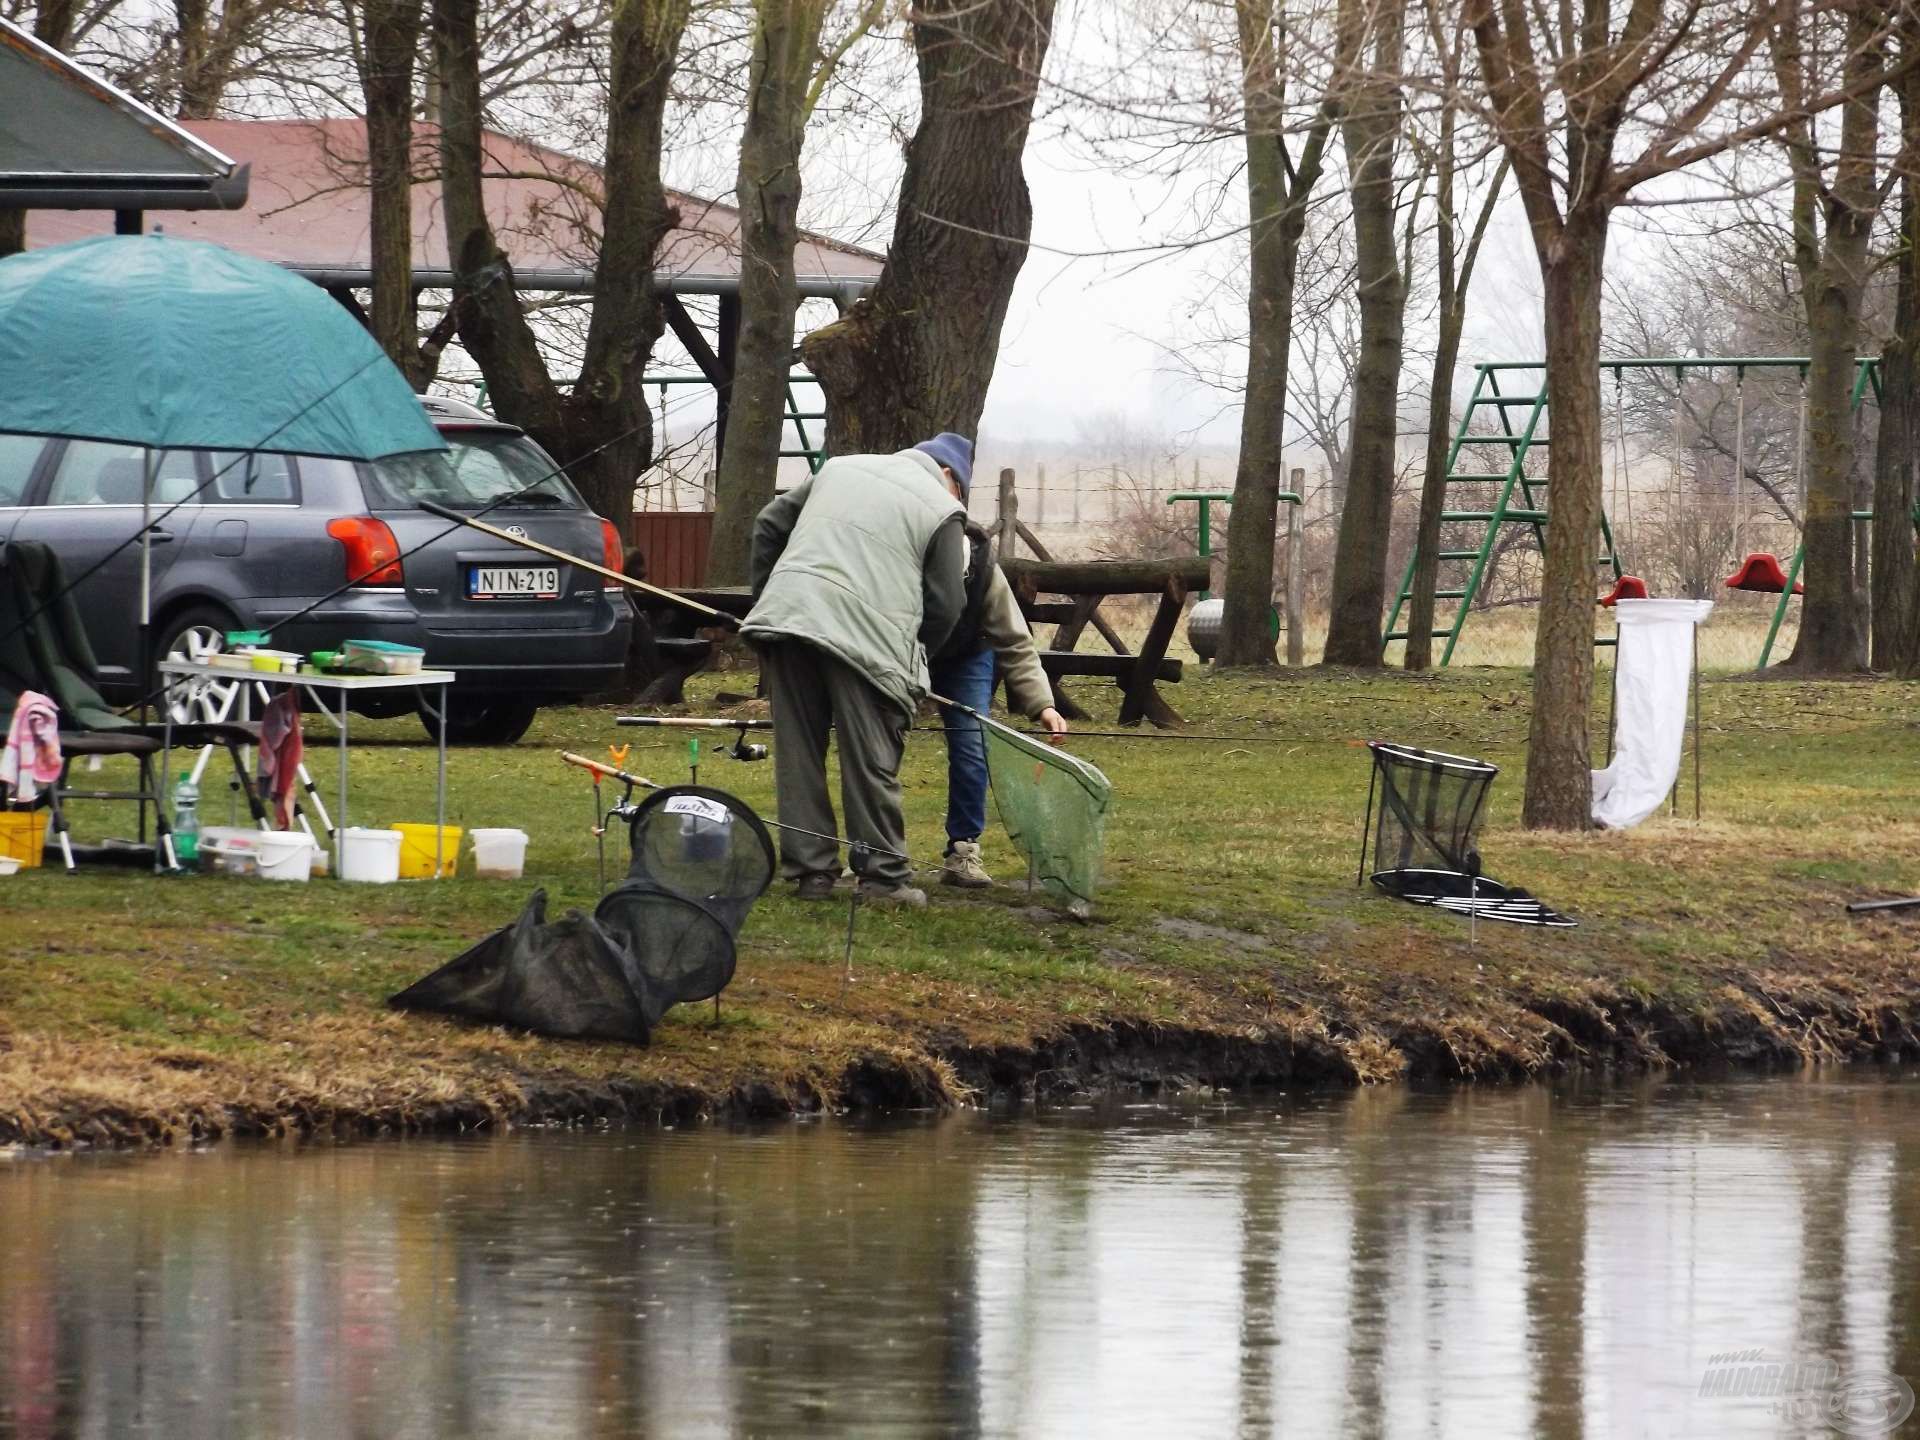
[858,881,928,909]
[941,840,993,889]
[794,873,838,901]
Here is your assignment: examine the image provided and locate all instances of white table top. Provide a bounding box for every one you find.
[158,659,456,691]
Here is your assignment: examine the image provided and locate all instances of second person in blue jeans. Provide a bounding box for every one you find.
[917,434,1068,888]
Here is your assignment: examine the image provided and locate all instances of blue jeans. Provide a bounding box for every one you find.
[930,647,994,850]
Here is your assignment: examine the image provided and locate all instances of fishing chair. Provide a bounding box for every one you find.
[0,541,266,871]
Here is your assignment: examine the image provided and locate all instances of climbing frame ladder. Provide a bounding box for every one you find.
[1384,362,1624,665]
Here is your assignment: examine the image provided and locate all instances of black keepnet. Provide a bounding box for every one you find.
[391,786,776,1042]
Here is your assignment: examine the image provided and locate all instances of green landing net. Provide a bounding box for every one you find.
[973,708,1113,913]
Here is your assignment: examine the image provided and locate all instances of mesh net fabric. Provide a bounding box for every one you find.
[979,711,1113,909]
[1365,742,1575,928]
[1367,742,1496,889]
[388,889,670,1043]
[624,785,775,933]
[390,787,778,1044]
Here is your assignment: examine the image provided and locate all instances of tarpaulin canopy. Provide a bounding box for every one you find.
[0,234,443,459]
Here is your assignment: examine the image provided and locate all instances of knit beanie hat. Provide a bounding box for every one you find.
[914,432,974,499]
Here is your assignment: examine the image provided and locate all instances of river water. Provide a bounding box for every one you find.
[2,1073,1917,1439]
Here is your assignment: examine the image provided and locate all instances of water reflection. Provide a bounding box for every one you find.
[2,1074,1916,1438]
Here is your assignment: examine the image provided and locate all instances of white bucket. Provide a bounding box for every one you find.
[256,830,314,883]
[470,827,529,879]
[339,827,403,883]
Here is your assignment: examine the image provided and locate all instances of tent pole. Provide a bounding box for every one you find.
[140,446,156,844]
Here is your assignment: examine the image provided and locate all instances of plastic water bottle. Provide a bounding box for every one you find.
[172,771,200,864]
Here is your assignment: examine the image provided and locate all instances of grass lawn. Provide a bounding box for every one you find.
[3,656,1918,1146]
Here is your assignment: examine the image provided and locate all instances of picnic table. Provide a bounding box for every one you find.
[1000,556,1208,729]
[629,585,752,705]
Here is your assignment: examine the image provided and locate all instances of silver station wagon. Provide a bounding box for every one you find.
[0,395,632,743]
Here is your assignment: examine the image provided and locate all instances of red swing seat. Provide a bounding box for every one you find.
[1598,575,1649,606]
[1724,553,1802,593]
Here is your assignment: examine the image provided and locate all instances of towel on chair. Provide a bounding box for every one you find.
[1,690,62,804]
[258,691,304,829]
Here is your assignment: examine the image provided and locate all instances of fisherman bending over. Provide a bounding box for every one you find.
[742,436,967,908]
[918,435,1069,888]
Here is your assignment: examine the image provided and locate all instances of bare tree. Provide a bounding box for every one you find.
[1770,0,1899,673]
[1218,0,1335,665]
[802,0,1058,454]
[346,0,429,387]
[432,0,690,522]
[1875,9,1920,670]
[705,0,890,585]
[1401,1,1506,671]
[1322,0,1411,666]
[1464,0,1868,829]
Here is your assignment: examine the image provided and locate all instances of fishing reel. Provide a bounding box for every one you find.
[724,726,769,763]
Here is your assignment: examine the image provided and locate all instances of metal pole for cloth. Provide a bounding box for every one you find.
[592,777,607,895]
[1286,473,1305,668]
[1357,754,1378,888]
[436,683,447,878]
[1692,626,1702,821]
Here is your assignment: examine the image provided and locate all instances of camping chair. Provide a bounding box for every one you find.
[0,540,266,871]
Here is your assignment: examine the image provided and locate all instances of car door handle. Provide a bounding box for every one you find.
[144,527,174,543]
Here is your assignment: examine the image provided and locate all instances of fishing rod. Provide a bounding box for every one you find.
[615,716,772,730]
[558,750,913,864]
[421,501,736,627]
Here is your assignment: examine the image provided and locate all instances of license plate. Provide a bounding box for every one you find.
[469,566,560,599]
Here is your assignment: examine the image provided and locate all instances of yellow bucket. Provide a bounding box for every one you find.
[0,809,46,868]
[393,822,461,879]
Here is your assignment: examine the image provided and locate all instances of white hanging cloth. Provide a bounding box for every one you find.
[1591,598,1714,829]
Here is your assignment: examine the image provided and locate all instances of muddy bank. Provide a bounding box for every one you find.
[6,972,1917,1151]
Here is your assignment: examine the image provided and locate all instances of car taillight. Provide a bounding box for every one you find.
[327,516,403,587]
[600,519,625,586]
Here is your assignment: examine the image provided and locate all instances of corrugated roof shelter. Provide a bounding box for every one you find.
[0,17,248,222]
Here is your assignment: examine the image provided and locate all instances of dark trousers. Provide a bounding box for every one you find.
[929,647,994,848]
[761,640,912,886]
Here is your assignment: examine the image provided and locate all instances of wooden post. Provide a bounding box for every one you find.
[1286,467,1305,667]
[996,467,1018,557]
[1073,466,1082,525]
[1036,462,1047,526]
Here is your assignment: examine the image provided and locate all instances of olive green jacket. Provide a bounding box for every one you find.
[742,449,967,715]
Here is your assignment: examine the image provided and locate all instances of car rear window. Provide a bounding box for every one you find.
[365,431,583,510]
[203,451,298,503]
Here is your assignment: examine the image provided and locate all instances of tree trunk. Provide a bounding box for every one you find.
[1217,0,1331,667]
[706,1,825,585]
[432,0,687,522]
[800,0,1056,455]
[1784,258,1871,671]
[1322,0,1406,668]
[1404,311,1464,670]
[1875,74,1920,671]
[1521,221,1607,831]
[356,0,426,389]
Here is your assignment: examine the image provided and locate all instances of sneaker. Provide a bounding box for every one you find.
[941,840,993,889]
[794,873,838,901]
[858,881,928,909]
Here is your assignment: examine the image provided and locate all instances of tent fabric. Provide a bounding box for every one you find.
[1591,598,1714,830]
[0,236,444,459]
[978,710,1112,913]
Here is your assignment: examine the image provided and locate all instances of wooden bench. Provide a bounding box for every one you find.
[1002,556,1208,729]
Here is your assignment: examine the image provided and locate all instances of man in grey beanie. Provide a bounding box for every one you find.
[741,436,969,907]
